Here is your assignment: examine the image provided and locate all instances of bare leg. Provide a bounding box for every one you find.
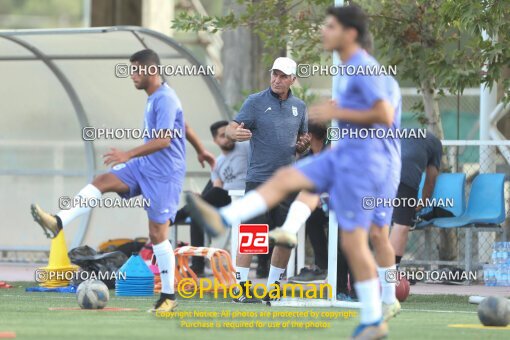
[371,224,398,308]
[31,173,131,237]
[341,228,383,326]
[270,246,292,268]
[235,253,253,275]
[295,191,320,210]
[370,225,394,267]
[389,223,410,258]
[91,173,130,194]
[340,229,377,281]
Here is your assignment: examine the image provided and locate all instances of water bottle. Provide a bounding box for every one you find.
[488,266,497,286]
[501,265,509,286]
[492,249,498,265]
[503,245,509,265]
[497,242,505,264]
[483,265,489,286]
[490,266,498,286]
[506,243,510,265]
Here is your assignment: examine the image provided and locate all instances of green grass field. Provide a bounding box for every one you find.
[1,282,509,339]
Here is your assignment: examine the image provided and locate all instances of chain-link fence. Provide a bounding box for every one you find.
[402,141,510,280]
[400,88,480,140]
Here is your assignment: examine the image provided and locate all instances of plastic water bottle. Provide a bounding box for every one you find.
[488,265,497,286]
[497,243,505,264]
[492,249,498,265]
[506,243,510,265]
[503,245,509,265]
[483,265,489,286]
[501,265,509,286]
[491,266,498,286]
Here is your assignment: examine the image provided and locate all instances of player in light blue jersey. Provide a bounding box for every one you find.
[31,49,215,313]
[186,5,399,339]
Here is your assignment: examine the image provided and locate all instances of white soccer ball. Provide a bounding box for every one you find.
[76,279,110,309]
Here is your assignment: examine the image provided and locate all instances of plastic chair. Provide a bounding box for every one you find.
[433,173,505,228]
[430,173,506,274]
[415,173,466,229]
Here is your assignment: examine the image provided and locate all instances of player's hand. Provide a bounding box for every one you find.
[103,148,131,166]
[309,100,337,122]
[295,133,311,154]
[233,122,252,141]
[198,149,216,169]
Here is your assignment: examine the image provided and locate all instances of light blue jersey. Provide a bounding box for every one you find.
[295,48,403,229]
[138,82,186,180]
[110,82,186,224]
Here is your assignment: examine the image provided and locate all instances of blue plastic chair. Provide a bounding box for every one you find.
[433,173,506,228]
[415,173,466,228]
[430,173,506,274]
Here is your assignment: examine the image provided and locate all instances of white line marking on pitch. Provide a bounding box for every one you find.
[403,308,476,314]
[0,294,480,312]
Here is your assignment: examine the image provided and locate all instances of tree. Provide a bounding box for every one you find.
[359,0,510,136]
[172,0,331,105]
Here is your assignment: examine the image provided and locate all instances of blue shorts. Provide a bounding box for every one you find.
[110,158,183,224]
[372,165,400,227]
[295,147,392,231]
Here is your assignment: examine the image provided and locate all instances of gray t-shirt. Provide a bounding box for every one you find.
[400,130,442,189]
[234,87,307,183]
[211,141,249,191]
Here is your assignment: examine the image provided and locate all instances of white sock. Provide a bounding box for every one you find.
[280,200,312,234]
[354,278,382,324]
[267,265,286,288]
[57,184,102,228]
[219,191,268,225]
[235,266,250,284]
[378,265,397,304]
[153,240,175,295]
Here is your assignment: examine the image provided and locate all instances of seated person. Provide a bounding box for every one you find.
[174,120,249,275]
[389,130,442,268]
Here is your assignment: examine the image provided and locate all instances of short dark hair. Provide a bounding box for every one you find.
[361,32,373,54]
[129,49,161,66]
[210,120,229,137]
[308,121,328,141]
[326,5,368,44]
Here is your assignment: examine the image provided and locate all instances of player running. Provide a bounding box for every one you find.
[186,5,398,339]
[30,49,212,313]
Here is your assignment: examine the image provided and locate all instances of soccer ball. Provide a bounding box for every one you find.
[77,279,110,309]
[395,277,410,302]
[477,296,510,327]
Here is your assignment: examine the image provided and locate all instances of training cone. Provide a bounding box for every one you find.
[38,230,78,288]
[116,254,154,296]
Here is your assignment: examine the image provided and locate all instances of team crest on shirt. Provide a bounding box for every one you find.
[292,106,298,116]
[112,163,126,171]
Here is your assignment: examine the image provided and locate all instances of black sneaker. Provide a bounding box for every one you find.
[262,281,281,306]
[232,281,261,303]
[288,268,327,283]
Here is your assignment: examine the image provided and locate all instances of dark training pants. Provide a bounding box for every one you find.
[174,182,231,271]
[244,181,297,268]
[305,207,354,294]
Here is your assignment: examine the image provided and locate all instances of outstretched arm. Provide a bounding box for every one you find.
[309,99,394,126]
[185,122,216,169]
[103,137,170,166]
